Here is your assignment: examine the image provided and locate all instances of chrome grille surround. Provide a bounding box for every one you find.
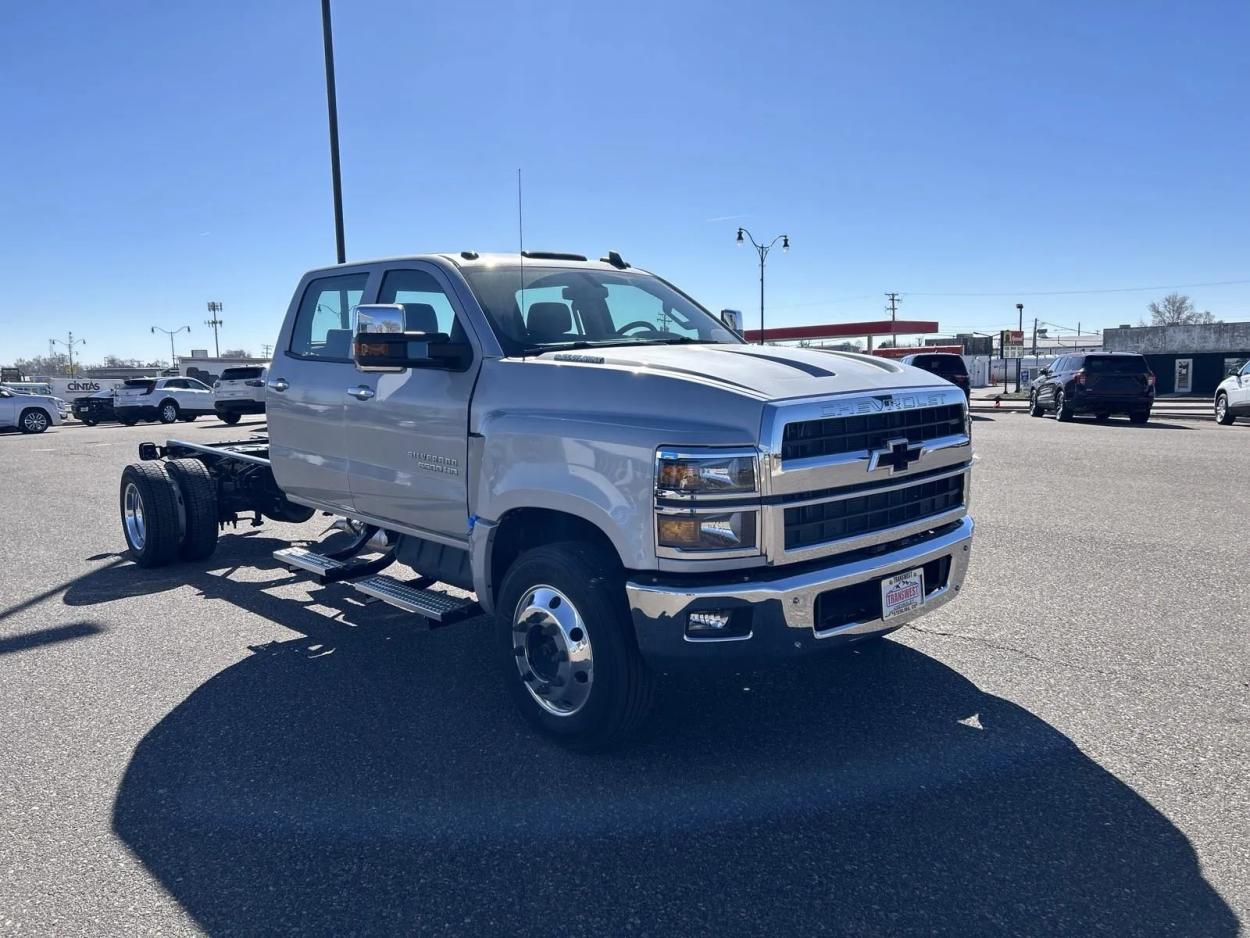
[758,386,972,565]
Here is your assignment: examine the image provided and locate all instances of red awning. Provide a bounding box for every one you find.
[742,320,940,343]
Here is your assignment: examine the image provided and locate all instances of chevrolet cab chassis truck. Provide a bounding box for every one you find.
[119,251,975,748]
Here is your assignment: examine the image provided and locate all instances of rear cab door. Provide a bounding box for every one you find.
[267,268,375,512]
[344,261,483,538]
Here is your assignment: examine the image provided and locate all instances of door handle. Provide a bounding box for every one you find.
[347,386,375,401]
[269,378,290,392]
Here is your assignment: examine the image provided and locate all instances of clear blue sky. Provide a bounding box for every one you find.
[2,0,1247,363]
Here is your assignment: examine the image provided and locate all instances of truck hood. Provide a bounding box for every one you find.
[536,343,946,401]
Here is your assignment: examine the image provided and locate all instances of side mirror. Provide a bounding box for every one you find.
[352,304,469,371]
[720,309,743,333]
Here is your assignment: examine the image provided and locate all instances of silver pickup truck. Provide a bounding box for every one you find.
[119,250,974,747]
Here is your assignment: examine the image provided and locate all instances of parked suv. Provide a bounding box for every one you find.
[1029,353,1155,423]
[899,353,970,398]
[213,366,268,424]
[114,377,215,425]
[0,386,66,433]
[1214,359,1250,425]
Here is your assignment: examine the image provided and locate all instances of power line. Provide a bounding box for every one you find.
[904,278,1250,298]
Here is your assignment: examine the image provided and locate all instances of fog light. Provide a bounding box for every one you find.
[688,610,732,632]
[685,608,752,640]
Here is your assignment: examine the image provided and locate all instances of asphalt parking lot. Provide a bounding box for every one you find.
[1,412,1247,936]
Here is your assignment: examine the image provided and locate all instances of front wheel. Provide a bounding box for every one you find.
[1028,392,1044,418]
[82,418,98,427]
[496,542,655,750]
[158,400,180,424]
[1129,410,1150,425]
[19,409,50,433]
[220,412,241,425]
[1215,394,1235,425]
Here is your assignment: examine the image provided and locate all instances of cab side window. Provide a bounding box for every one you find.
[378,269,466,342]
[289,273,368,360]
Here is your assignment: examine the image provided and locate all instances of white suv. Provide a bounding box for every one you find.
[114,377,215,425]
[0,387,66,433]
[212,365,268,424]
[1215,359,1250,425]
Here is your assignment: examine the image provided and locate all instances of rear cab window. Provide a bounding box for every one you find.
[289,273,369,360]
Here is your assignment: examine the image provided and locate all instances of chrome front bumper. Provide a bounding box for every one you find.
[625,516,973,665]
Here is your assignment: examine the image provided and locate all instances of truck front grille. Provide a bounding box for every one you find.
[781,404,964,462]
[783,473,964,550]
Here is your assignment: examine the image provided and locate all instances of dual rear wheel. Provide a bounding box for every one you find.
[119,458,219,567]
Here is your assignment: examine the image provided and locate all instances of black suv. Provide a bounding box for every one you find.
[899,352,971,398]
[1029,353,1155,423]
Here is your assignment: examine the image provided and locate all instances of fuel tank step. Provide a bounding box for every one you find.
[353,575,481,625]
[273,546,344,581]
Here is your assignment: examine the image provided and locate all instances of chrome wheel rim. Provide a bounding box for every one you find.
[1054,392,1063,417]
[123,482,146,550]
[512,585,593,717]
[162,403,177,421]
[1216,397,1226,421]
[24,411,47,431]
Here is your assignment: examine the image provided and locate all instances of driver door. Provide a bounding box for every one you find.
[345,263,482,538]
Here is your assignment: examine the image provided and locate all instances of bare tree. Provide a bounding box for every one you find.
[220,348,253,358]
[1147,293,1219,326]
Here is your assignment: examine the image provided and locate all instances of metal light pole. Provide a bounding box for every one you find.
[151,325,191,368]
[1014,302,1024,391]
[736,228,790,344]
[322,0,346,264]
[50,332,86,377]
[205,302,223,357]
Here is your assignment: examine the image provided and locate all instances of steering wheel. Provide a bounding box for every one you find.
[616,320,660,336]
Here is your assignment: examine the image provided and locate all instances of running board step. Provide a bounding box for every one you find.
[273,546,343,580]
[353,575,481,625]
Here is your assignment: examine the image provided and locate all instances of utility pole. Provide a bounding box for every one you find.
[205,301,223,357]
[151,324,191,368]
[1015,303,1024,391]
[51,332,86,377]
[736,228,790,344]
[261,343,273,359]
[885,292,900,346]
[321,0,347,264]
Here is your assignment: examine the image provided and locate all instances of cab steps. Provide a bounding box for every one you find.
[272,545,395,585]
[353,575,481,625]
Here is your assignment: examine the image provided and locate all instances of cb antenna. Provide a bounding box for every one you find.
[517,168,526,334]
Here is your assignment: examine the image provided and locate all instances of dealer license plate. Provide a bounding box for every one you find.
[881,568,925,620]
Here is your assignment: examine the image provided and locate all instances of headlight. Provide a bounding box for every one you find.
[657,510,758,552]
[656,448,757,497]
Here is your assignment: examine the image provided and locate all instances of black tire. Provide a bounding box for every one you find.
[1215,393,1235,425]
[158,400,180,424]
[496,541,655,750]
[82,418,98,427]
[1028,392,1045,418]
[1054,390,1073,422]
[220,412,242,425]
[119,462,182,567]
[164,458,219,561]
[1129,410,1150,425]
[19,408,50,434]
[1095,412,1111,422]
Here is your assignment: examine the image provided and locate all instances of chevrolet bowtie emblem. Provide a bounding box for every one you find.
[869,437,923,474]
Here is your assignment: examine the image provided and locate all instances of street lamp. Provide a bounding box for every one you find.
[736,227,789,345]
[151,325,191,368]
[50,332,86,377]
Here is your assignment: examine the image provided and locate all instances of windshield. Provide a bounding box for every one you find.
[459,266,740,356]
[1084,356,1149,374]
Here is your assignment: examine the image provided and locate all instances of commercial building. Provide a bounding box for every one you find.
[1104,322,1250,395]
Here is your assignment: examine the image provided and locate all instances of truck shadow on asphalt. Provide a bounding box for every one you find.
[59,537,1237,936]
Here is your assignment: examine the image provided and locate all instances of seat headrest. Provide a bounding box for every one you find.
[323,328,353,359]
[527,302,573,338]
[402,303,439,335]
